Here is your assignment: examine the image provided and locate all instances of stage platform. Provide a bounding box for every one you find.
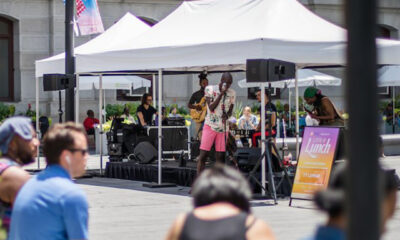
[105,160,293,196]
[105,161,197,187]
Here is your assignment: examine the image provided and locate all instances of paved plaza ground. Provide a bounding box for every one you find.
[24,156,400,240]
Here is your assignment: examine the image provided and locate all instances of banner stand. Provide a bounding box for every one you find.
[289,126,341,206]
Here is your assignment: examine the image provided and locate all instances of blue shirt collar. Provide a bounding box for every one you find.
[315,225,346,240]
[44,164,71,179]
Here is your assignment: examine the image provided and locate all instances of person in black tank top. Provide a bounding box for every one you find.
[179,211,256,240]
[166,165,275,240]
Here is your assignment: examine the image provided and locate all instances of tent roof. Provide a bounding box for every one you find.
[238,69,342,88]
[378,66,400,87]
[35,13,151,77]
[78,75,151,90]
[75,0,400,74]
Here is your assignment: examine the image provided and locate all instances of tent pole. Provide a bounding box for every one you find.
[36,77,40,170]
[158,69,163,185]
[261,84,266,195]
[295,67,300,158]
[393,86,395,134]
[288,89,292,129]
[75,74,80,124]
[153,74,157,108]
[99,74,103,175]
[103,89,106,122]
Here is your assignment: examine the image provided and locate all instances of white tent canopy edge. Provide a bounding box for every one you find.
[72,0,400,191]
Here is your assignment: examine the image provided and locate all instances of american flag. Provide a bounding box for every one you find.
[76,0,86,17]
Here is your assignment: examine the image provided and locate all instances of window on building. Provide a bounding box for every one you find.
[377,25,392,39]
[0,17,13,101]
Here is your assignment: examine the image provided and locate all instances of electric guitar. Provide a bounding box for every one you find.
[190,97,207,123]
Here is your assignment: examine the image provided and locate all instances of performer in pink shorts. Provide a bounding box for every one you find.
[197,72,236,174]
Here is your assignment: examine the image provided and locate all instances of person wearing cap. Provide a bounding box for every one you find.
[0,117,39,238]
[9,122,89,240]
[188,72,209,139]
[307,165,398,240]
[303,87,344,126]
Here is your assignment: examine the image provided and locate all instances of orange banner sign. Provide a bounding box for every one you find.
[291,127,340,200]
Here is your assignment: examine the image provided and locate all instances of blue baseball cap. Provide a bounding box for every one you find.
[0,117,33,155]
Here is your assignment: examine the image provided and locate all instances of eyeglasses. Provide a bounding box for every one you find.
[68,148,89,155]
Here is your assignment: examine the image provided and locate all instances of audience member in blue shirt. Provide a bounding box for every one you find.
[10,122,89,240]
[305,165,397,240]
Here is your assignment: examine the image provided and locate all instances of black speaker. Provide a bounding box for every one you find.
[235,148,282,173]
[43,74,75,91]
[246,59,296,83]
[133,141,158,164]
[148,127,188,151]
[235,148,261,169]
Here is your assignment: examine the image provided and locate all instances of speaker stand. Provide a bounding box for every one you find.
[58,90,63,123]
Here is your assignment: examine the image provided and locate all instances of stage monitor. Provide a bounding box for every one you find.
[246,59,296,83]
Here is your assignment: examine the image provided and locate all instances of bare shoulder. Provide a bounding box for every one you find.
[0,166,30,203]
[1,166,30,182]
[321,97,333,105]
[246,215,276,240]
[165,213,187,240]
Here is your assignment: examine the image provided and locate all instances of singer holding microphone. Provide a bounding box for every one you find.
[196,72,236,175]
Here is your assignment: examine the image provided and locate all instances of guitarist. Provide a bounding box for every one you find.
[188,72,209,139]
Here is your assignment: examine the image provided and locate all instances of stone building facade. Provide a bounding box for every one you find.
[0,0,399,121]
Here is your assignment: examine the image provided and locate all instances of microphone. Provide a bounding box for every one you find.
[222,83,227,92]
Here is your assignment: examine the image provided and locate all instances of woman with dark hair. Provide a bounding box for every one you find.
[303,87,343,126]
[137,93,157,127]
[308,165,398,240]
[166,165,275,240]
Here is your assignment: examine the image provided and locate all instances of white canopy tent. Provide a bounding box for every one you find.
[35,0,400,191]
[78,75,151,90]
[70,0,400,194]
[34,12,151,171]
[378,66,400,87]
[75,0,400,73]
[35,13,151,77]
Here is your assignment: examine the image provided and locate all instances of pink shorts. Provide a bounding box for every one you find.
[200,124,228,152]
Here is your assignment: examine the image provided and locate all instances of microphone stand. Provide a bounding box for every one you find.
[222,92,228,163]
